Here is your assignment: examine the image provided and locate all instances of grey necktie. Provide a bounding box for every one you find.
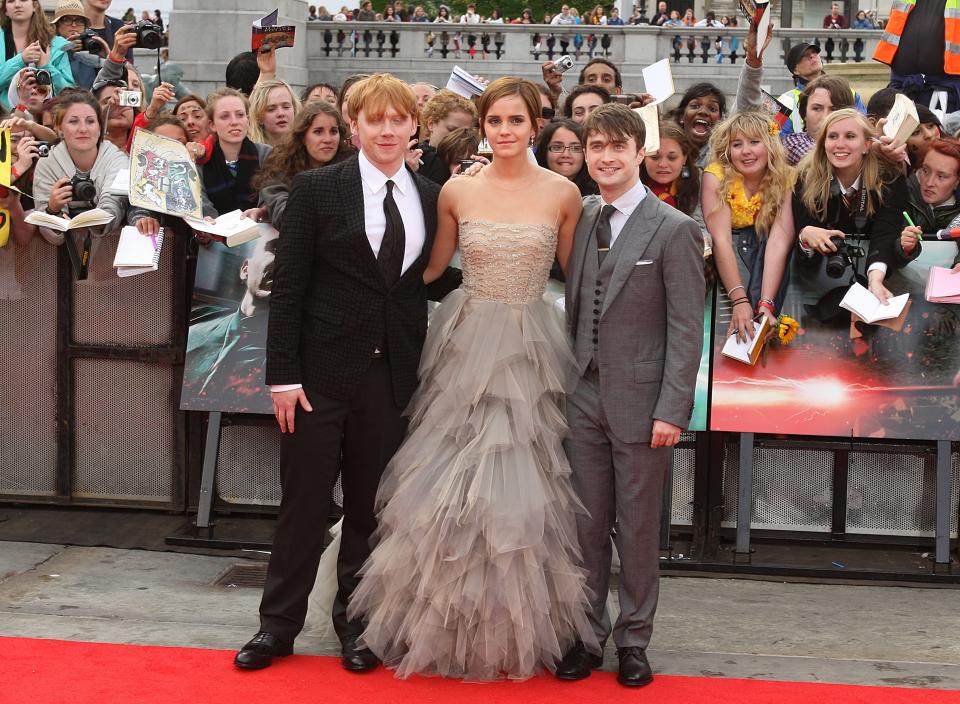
[595,204,617,265]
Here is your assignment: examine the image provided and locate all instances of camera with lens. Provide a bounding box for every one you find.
[134,20,164,49]
[824,235,866,279]
[552,55,574,73]
[75,28,102,53]
[27,64,51,87]
[70,171,97,203]
[118,90,141,107]
[35,141,50,158]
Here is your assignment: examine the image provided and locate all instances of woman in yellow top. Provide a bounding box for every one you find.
[701,111,795,341]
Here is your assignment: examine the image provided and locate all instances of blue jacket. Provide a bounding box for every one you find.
[0,32,74,111]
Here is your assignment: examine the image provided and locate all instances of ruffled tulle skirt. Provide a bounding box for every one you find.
[347,289,600,681]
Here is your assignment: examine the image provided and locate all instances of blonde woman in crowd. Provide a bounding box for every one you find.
[247,78,302,147]
[701,111,794,340]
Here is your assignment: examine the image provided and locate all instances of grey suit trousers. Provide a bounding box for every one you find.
[565,368,671,649]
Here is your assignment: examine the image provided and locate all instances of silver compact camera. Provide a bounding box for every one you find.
[118,90,141,108]
[552,55,574,73]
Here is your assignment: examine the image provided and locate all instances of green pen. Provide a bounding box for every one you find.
[903,211,916,228]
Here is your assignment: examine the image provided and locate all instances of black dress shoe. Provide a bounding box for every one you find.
[555,642,604,681]
[341,635,379,672]
[617,647,653,687]
[234,632,293,670]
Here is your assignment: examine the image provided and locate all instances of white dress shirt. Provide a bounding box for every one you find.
[600,179,648,247]
[271,152,427,394]
[358,149,426,276]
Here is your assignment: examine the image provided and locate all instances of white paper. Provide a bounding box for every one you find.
[839,282,909,323]
[108,168,129,196]
[755,2,771,58]
[641,59,675,106]
[633,104,660,154]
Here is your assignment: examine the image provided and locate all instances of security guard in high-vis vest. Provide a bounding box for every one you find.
[777,42,866,136]
[876,0,960,113]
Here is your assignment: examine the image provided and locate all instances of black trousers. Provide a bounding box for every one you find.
[258,358,407,645]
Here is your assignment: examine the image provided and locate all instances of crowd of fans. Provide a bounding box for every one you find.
[305,1,885,28]
[2,0,958,338]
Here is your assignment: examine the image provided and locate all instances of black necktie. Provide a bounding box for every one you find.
[379,179,405,287]
[595,204,616,265]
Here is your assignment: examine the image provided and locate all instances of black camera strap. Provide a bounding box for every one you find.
[63,230,92,281]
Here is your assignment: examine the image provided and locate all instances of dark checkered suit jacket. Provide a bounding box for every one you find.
[266,155,459,408]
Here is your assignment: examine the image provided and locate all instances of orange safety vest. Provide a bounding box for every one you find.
[874,0,960,75]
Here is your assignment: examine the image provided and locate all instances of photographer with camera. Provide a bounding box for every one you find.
[759,110,915,317]
[0,0,75,111]
[51,0,109,90]
[93,77,133,152]
[33,91,127,247]
[82,0,132,61]
[6,65,48,119]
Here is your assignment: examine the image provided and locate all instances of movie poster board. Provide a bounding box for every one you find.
[710,240,960,441]
[180,234,276,414]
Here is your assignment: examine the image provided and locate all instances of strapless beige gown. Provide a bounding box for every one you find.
[347,221,600,681]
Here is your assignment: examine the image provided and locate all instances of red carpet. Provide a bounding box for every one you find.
[6,637,960,704]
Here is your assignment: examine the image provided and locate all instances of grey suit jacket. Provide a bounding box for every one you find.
[566,192,706,443]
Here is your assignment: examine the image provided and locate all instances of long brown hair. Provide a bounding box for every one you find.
[0,0,54,49]
[252,101,352,189]
[797,109,896,221]
[640,121,700,216]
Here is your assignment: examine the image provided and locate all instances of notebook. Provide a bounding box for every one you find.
[925,266,960,303]
[721,317,770,366]
[839,282,910,323]
[113,225,164,277]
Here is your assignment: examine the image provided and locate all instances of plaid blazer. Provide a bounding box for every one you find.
[266,155,457,408]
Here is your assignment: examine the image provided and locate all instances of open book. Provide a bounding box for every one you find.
[252,8,295,51]
[445,66,486,99]
[925,266,960,303]
[839,282,910,323]
[883,93,920,146]
[113,225,164,277]
[721,316,770,366]
[25,208,113,231]
[182,210,264,247]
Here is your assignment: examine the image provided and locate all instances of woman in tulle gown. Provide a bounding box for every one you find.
[346,76,601,681]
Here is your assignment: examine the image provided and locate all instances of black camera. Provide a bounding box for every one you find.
[134,20,163,50]
[75,28,102,53]
[824,235,866,279]
[459,159,477,173]
[70,171,97,203]
[27,63,51,87]
[35,141,50,158]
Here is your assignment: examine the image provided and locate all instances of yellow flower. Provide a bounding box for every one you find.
[768,120,779,136]
[777,315,799,345]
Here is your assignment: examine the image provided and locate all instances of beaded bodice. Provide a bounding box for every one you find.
[458,221,558,304]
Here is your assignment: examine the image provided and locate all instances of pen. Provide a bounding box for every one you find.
[902,211,916,228]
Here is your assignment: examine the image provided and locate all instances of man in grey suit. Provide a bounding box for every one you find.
[555,104,705,687]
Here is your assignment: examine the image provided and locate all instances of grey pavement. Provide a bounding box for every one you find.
[2,541,959,690]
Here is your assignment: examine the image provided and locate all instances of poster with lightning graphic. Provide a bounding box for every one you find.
[710,241,960,441]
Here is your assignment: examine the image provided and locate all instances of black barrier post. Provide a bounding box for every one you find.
[734,432,754,561]
[934,440,953,572]
[831,447,849,539]
[55,246,74,500]
[194,411,221,535]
